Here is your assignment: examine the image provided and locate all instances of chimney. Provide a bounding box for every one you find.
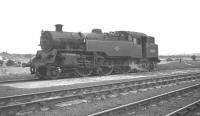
[55,24,63,32]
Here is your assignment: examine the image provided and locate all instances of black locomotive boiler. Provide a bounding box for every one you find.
[30,24,159,79]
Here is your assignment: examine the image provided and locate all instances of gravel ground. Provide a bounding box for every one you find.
[29,79,200,116]
[185,107,200,116]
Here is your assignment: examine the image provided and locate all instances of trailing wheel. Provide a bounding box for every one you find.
[148,62,155,72]
[120,66,131,74]
[133,68,138,73]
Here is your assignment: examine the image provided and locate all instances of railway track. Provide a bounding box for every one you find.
[0,78,38,84]
[88,83,200,116]
[165,99,200,116]
[0,72,200,115]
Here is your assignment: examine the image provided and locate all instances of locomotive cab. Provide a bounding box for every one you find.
[146,36,158,59]
[139,36,158,59]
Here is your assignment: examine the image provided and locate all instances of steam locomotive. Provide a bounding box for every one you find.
[30,24,159,79]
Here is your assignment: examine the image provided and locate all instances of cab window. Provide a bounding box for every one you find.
[137,38,141,45]
[149,37,155,44]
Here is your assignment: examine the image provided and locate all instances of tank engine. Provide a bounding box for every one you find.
[31,24,159,79]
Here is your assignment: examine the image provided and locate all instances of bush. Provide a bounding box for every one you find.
[166,58,173,62]
[6,60,17,66]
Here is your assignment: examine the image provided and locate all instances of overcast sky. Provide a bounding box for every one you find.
[0,0,200,55]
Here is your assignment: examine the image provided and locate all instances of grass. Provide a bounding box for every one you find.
[158,60,200,70]
[0,67,34,80]
[0,67,30,75]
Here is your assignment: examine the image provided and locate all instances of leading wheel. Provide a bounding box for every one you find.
[30,66,36,74]
[46,67,59,79]
[36,66,47,79]
[36,66,59,79]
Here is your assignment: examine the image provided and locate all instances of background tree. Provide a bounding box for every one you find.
[191,55,197,61]
[0,60,3,66]
[166,58,173,62]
